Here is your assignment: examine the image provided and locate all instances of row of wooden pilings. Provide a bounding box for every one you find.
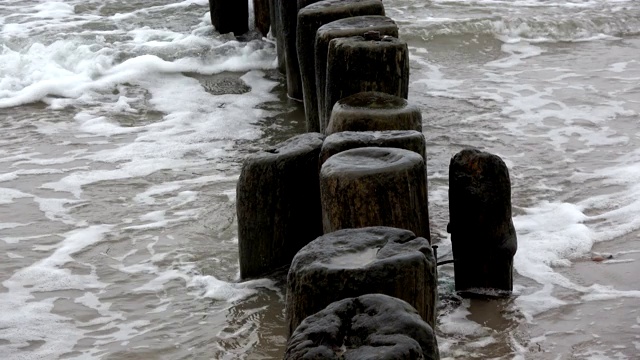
[209,1,518,359]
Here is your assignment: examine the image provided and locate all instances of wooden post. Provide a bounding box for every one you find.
[236,133,325,279]
[285,294,440,360]
[285,227,437,335]
[279,0,320,100]
[254,0,271,36]
[270,0,286,73]
[320,147,431,241]
[326,91,422,135]
[325,34,409,127]
[320,130,426,165]
[315,16,398,132]
[209,0,249,35]
[296,0,385,132]
[448,148,517,297]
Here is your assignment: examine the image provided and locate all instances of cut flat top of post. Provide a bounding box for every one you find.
[300,0,383,14]
[290,226,431,272]
[317,15,396,34]
[334,91,415,111]
[321,147,423,177]
[330,34,405,50]
[250,133,324,161]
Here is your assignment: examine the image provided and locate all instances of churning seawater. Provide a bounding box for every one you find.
[0,0,639,359]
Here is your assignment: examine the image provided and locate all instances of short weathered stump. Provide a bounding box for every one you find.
[285,294,440,360]
[320,147,430,241]
[326,91,422,135]
[285,226,437,335]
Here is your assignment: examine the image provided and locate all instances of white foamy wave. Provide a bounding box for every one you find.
[400,7,640,43]
[39,70,276,198]
[188,275,276,302]
[0,39,275,109]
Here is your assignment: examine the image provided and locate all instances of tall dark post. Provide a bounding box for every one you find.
[280,0,321,100]
[296,0,385,132]
[209,0,249,35]
[271,0,286,73]
[254,0,271,36]
[315,16,398,131]
[448,148,517,297]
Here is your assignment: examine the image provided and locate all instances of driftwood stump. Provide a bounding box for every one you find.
[236,133,325,279]
[316,15,398,131]
[320,130,426,165]
[325,34,409,126]
[320,147,430,241]
[448,148,517,297]
[326,91,422,135]
[285,227,437,335]
[297,0,385,132]
[285,294,440,360]
[209,0,248,35]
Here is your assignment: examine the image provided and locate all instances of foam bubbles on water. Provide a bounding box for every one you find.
[0,225,113,358]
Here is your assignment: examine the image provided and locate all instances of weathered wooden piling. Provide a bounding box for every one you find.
[236,133,325,279]
[325,34,409,127]
[297,0,385,132]
[270,0,286,73]
[209,0,249,35]
[320,147,431,241]
[326,91,422,135]
[280,0,320,100]
[316,16,398,131]
[285,227,437,336]
[285,294,440,360]
[320,130,426,165]
[448,148,517,296]
[254,0,271,36]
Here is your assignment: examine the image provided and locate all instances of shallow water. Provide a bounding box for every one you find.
[1,0,639,359]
